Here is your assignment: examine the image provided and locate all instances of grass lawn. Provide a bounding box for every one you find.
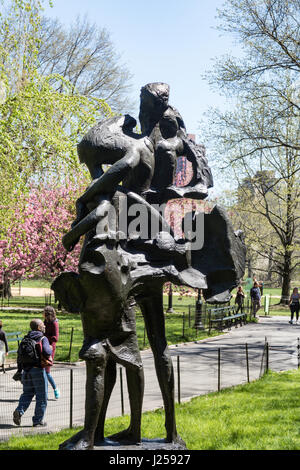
[3,292,198,310]
[1,296,50,309]
[1,369,300,450]
[267,304,290,316]
[14,279,51,288]
[11,279,284,294]
[0,306,222,363]
[0,288,286,363]
[1,288,284,311]
[261,287,281,297]
[0,310,84,362]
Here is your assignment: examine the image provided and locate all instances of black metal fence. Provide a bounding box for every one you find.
[1,338,300,443]
[0,367,85,442]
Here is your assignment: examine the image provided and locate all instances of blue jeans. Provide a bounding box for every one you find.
[16,367,48,425]
[46,371,57,390]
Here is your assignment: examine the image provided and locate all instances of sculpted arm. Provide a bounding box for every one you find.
[73,149,141,226]
[63,149,142,251]
[80,149,141,205]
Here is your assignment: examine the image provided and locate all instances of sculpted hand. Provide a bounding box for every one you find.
[62,231,80,252]
[72,199,88,228]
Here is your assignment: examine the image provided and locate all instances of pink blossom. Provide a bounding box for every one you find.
[0,181,86,284]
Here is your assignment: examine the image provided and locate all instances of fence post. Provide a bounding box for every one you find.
[265,295,270,316]
[167,284,174,313]
[69,369,73,429]
[266,342,269,372]
[298,338,300,369]
[182,313,185,338]
[177,356,181,404]
[68,327,74,362]
[247,298,250,320]
[120,367,124,416]
[245,343,250,383]
[218,348,221,391]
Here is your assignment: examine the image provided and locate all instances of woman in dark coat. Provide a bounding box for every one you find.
[235,286,245,314]
[43,306,60,399]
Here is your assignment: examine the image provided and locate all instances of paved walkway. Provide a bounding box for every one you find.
[10,287,52,297]
[0,315,299,441]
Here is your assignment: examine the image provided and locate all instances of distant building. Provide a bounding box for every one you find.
[175,134,196,187]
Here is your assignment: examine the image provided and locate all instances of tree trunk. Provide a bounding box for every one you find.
[280,180,293,305]
[267,247,273,282]
[280,252,292,304]
[247,257,253,279]
[1,278,12,298]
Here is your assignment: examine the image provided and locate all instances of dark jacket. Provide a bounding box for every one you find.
[0,328,8,353]
[250,287,261,301]
[235,292,245,305]
[44,319,59,345]
[18,330,52,372]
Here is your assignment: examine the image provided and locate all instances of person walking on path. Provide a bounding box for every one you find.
[13,318,52,427]
[43,306,60,399]
[289,288,300,325]
[0,320,8,372]
[250,281,261,318]
[235,286,245,314]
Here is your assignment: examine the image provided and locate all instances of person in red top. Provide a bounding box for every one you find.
[43,306,60,399]
[0,320,9,372]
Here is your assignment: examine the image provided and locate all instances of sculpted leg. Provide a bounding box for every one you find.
[60,351,108,450]
[139,292,184,445]
[107,365,144,444]
[124,366,144,442]
[94,358,117,443]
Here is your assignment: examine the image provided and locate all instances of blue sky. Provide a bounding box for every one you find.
[43,0,239,139]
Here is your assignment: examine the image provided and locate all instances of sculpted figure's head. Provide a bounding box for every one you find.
[159,108,179,139]
[139,82,170,133]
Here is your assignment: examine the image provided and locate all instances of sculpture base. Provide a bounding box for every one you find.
[94,437,187,451]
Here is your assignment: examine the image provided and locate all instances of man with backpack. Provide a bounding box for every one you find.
[13,318,52,427]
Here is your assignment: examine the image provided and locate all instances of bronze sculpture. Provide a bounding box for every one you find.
[51,83,246,450]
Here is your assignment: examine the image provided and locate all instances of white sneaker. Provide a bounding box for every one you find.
[289,320,293,324]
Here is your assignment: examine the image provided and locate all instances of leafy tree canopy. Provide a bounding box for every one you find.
[0,0,113,235]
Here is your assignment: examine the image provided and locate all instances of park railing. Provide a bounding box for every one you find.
[0,293,55,310]
[1,337,300,443]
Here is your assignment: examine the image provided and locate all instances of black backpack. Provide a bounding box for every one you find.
[17,335,40,367]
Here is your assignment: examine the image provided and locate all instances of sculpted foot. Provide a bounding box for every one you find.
[106,427,141,445]
[165,433,186,448]
[59,430,94,450]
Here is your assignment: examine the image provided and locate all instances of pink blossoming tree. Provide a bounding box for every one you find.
[0,181,85,296]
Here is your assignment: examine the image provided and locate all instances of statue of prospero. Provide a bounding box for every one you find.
[52,83,246,450]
